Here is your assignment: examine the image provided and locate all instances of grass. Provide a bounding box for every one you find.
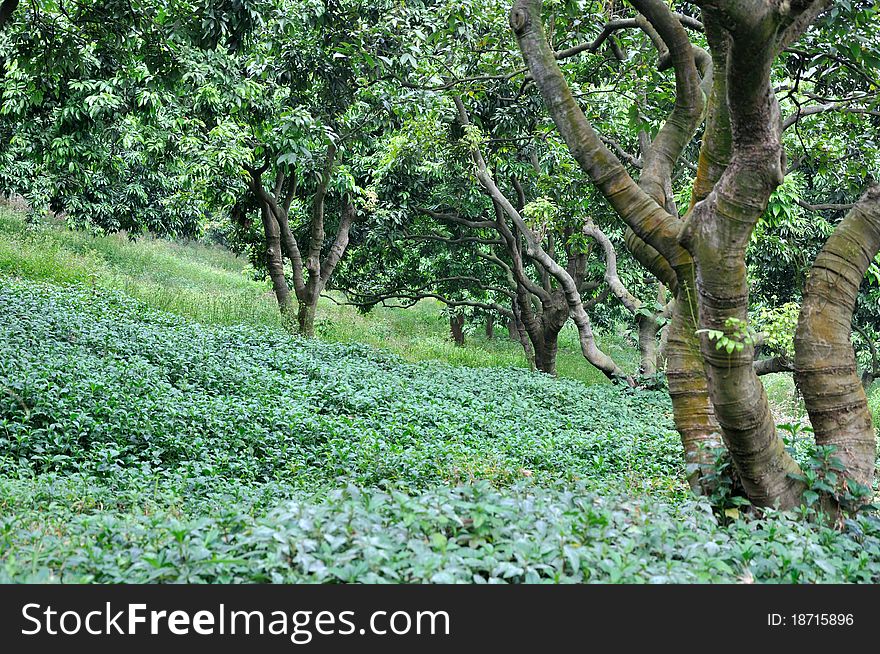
[0,206,635,386]
[763,370,880,430]
[0,208,284,328]
[315,298,638,385]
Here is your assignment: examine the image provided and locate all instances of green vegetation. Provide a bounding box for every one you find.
[0,208,284,329]
[0,1,879,584]
[0,230,878,582]
[0,208,633,385]
[0,278,681,498]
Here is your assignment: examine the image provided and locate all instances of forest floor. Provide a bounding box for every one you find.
[2,209,880,583]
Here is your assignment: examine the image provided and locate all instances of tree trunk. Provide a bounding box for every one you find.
[485,315,495,340]
[636,313,660,376]
[508,0,845,507]
[795,186,880,490]
[683,183,804,509]
[508,316,519,341]
[657,323,669,370]
[664,293,724,492]
[450,314,465,346]
[297,297,317,338]
[534,329,559,376]
[259,204,292,314]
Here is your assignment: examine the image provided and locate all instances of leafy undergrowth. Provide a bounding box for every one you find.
[2,278,880,583]
[4,480,880,583]
[0,280,678,496]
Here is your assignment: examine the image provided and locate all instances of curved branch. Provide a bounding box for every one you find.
[754,356,794,375]
[509,0,685,268]
[454,96,630,383]
[631,0,705,207]
[320,200,356,285]
[782,103,880,131]
[582,221,641,315]
[795,198,855,212]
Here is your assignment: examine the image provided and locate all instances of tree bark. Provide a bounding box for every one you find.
[450,313,466,346]
[637,313,660,376]
[678,2,807,509]
[258,203,292,314]
[539,330,559,377]
[664,290,723,491]
[795,185,880,490]
[297,298,318,338]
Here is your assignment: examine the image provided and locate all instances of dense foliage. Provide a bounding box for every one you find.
[0,279,681,496]
[1,277,878,583]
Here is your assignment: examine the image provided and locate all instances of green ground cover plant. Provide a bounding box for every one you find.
[2,277,879,583]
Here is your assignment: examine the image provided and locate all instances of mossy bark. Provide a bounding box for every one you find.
[795,186,880,489]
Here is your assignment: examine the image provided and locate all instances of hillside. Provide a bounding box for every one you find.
[1,209,880,583]
[2,275,880,583]
[0,208,636,385]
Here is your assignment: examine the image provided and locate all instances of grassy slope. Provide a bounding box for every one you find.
[3,278,879,584]
[0,208,636,386]
[2,208,880,583]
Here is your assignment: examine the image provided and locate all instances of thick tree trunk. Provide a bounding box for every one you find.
[508,0,843,507]
[450,314,465,346]
[538,329,559,377]
[533,344,551,375]
[682,168,804,508]
[297,297,317,338]
[675,1,821,509]
[683,179,805,508]
[795,186,880,490]
[534,329,560,376]
[664,292,723,492]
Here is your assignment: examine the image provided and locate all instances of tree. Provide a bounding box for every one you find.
[336,87,644,378]
[190,0,443,336]
[510,0,879,508]
[335,2,671,379]
[0,1,211,236]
